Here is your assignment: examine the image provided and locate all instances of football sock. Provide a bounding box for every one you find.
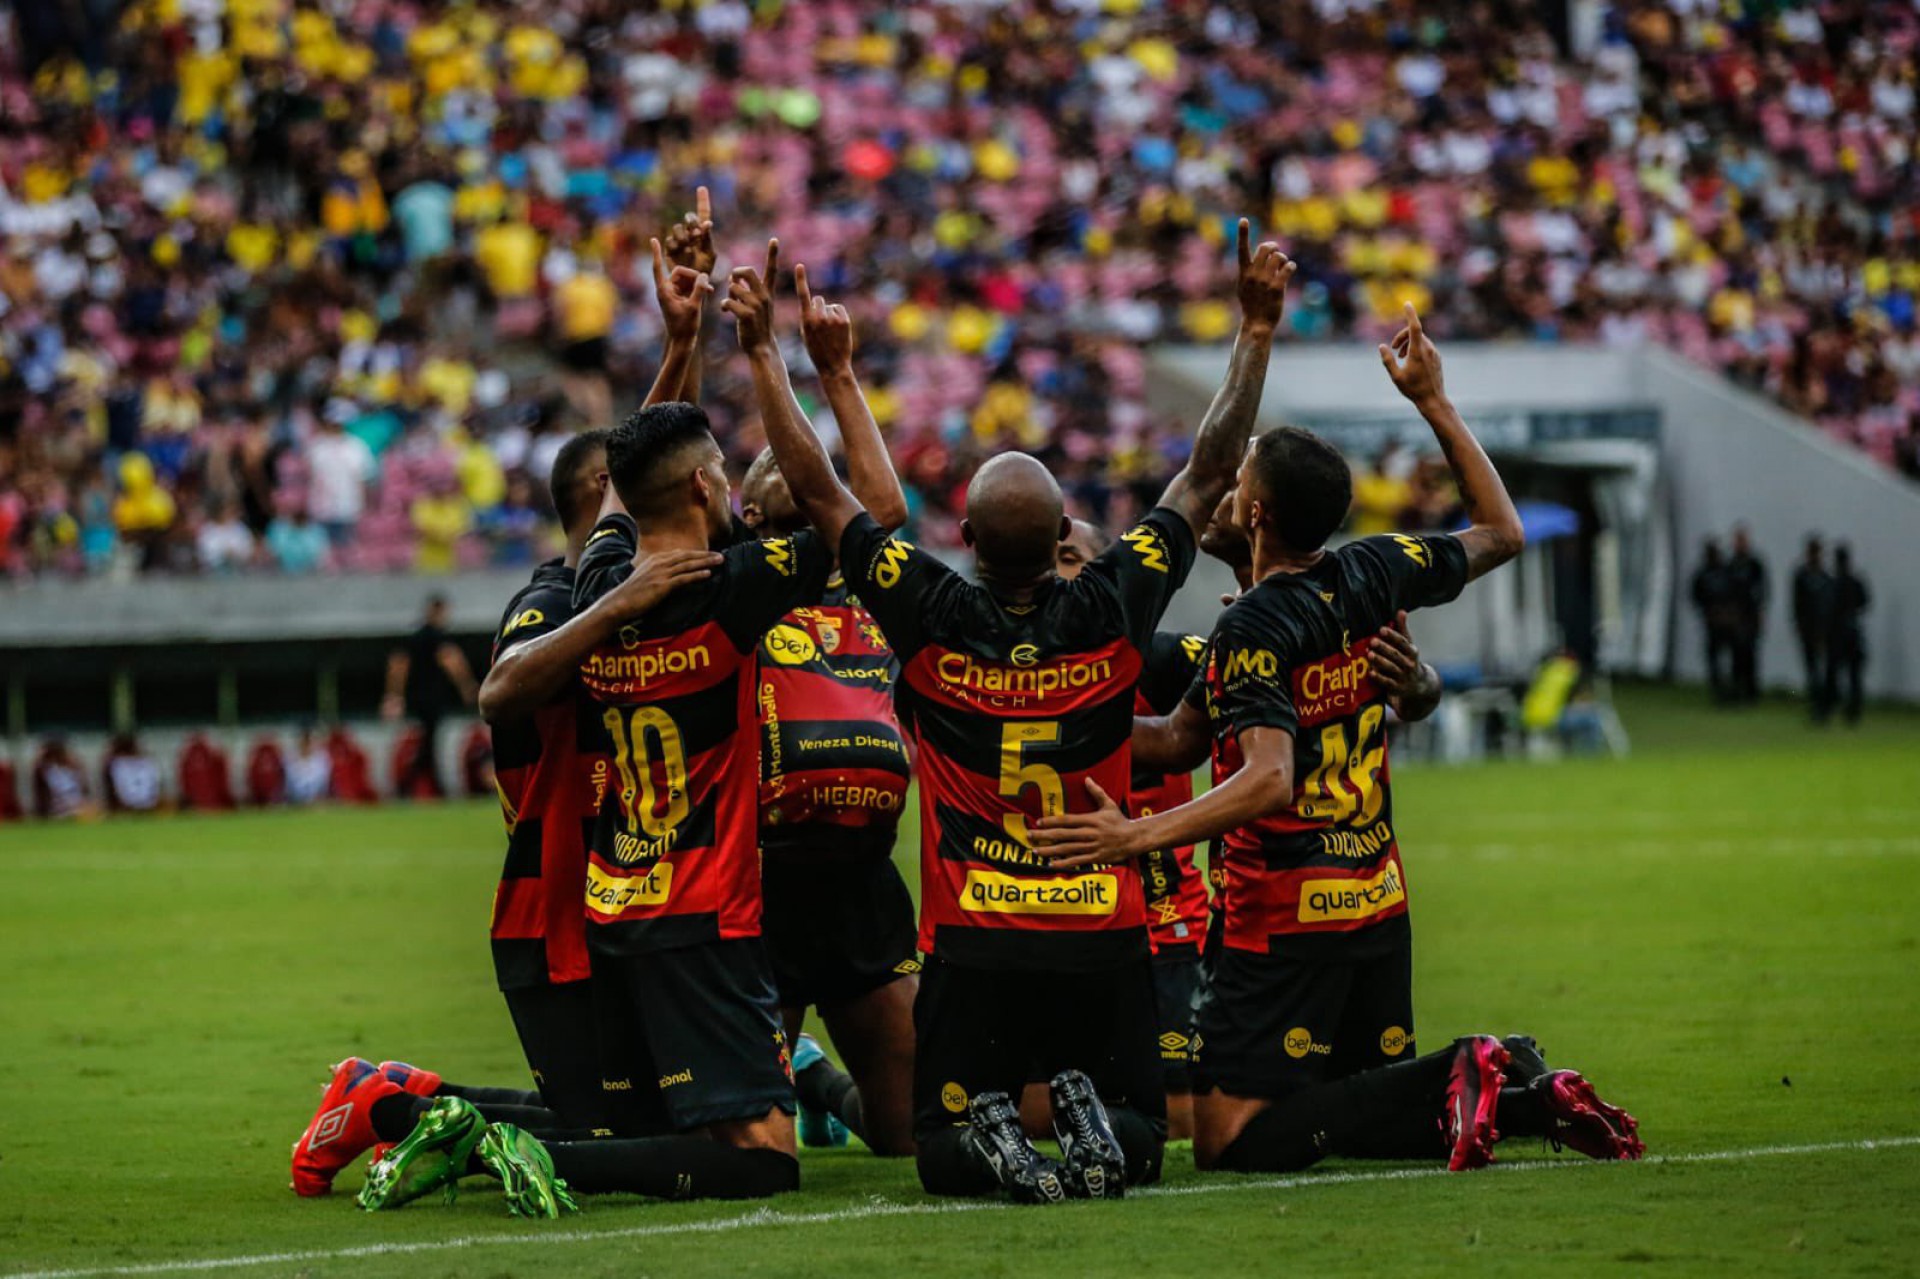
[368,1094,594,1145]
[915,1126,1000,1197]
[1214,1045,1457,1172]
[1108,1106,1167,1186]
[435,1082,545,1108]
[795,1056,867,1142]
[540,1136,799,1200]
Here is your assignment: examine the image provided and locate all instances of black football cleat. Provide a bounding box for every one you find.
[965,1091,1068,1205]
[1048,1070,1126,1199]
[1502,1034,1551,1084]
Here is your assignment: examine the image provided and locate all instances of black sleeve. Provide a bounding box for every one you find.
[572,514,637,610]
[839,511,961,661]
[712,529,836,651]
[1350,532,1471,616]
[490,581,569,664]
[1142,630,1209,716]
[1080,506,1199,650]
[1209,603,1298,740]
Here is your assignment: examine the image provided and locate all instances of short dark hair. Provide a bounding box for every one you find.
[1247,427,1352,552]
[605,402,719,518]
[549,428,611,528]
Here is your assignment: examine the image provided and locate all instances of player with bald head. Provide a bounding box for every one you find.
[727,222,1295,1202]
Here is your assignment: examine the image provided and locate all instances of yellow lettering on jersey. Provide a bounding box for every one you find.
[586,645,712,683]
[1121,526,1169,573]
[1392,534,1431,568]
[585,860,673,917]
[764,538,795,577]
[1179,634,1207,665]
[1222,648,1279,681]
[503,607,545,636]
[873,539,915,589]
[1297,861,1405,924]
[960,869,1119,915]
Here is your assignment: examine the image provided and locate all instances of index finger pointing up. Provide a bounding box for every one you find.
[1237,217,1252,271]
[764,238,781,286]
[696,185,711,225]
[794,261,812,307]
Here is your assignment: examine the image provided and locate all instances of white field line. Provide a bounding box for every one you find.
[6,1135,1916,1279]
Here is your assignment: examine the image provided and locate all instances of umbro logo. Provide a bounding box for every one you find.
[308,1103,353,1151]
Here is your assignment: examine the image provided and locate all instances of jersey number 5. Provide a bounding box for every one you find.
[999,720,1064,846]
[603,706,691,840]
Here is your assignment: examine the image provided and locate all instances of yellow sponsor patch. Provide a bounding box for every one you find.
[585,859,673,917]
[941,1082,969,1113]
[764,623,818,666]
[960,869,1119,916]
[1297,861,1405,924]
[1380,1026,1411,1057]
[502,607,545,636]
[1283,1028,1331,1060]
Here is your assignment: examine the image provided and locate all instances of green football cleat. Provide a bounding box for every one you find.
[476,1123,580,1219]
[356,1097,486,1211]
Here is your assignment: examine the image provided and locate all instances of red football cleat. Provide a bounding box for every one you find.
[377,1060,443,1097]
[1538,1071,1645,1161]
[1444,1035,1510,1171]
[289,1058,402,1196]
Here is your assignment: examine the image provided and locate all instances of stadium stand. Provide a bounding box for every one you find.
[0,0,1916,582]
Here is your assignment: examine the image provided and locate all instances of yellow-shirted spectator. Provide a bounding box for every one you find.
[226,223,279,274]
[474,218,542,299]
[553,268,618,345]
[454,432,506,510]
[419,355,478,416]
[411,487,472,573]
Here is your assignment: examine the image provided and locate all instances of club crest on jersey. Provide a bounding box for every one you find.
[1121,525,1170,573]
[815,615,843,653]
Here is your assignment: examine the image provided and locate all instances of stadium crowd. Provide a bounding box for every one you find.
[1,0,1917,579]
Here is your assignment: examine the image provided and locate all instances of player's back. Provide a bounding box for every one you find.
[572,514,832,954]
[1198,531,1468,957]
[488,559,609,988]
[840,508,1195,971]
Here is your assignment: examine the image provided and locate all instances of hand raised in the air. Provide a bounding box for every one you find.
[1379,302,1445,407]
[795,263,854,374]
[1028,780,1144,869]
[650,237,713,345]
[661,185,716,276]
[604,548,725,622]
[1236,218,1297,334]
[722,239,781,355]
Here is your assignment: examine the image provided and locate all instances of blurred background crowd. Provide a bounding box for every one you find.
[1,0,1916,578]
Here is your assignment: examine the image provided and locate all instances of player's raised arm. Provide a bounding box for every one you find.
[1154,219,1295,536]
[644,231,713,409]
[1378,303,1523,580]
[722,240,865,550]
[1369,610,1443,723]
[796,263,907,531]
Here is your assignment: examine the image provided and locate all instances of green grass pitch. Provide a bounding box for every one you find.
[2,685,1917,1278]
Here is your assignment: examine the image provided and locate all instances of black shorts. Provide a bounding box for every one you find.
[761,849,920,1010]
[1151,952,1204,1094]
[590,938,797,1133]
[913,955,1165,1139]
[502,979,608,1130]
[1191,937,1415,1100]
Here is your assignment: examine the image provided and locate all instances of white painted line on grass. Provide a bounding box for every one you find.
[9,1135,1916,1279]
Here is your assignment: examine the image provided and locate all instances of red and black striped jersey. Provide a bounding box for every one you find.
[572,515,833,955]
[487,559,608,989]
[1135,630,1210,957]
[841,508,1196,972]
[1190,532,1469,958]
[756,574,910,857]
